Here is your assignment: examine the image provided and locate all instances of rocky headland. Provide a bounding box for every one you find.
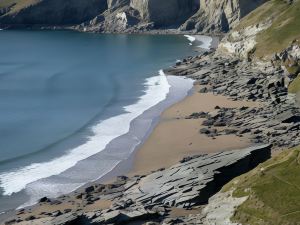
[1,0,300,224]
[0,0,266,34]
[3,144,271,225]
[3,32,300,225]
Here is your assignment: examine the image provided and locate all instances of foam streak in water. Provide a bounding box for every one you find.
[0,71,170,196]
[184,35,196,43]
[184,35,213,49]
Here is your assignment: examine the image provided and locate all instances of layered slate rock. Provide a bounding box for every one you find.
[165,50,300,149]
[119,144,271,208]
[130,0,198,27]
[4,145,271,225]
[0,0,265,33]
[181,0,267,33]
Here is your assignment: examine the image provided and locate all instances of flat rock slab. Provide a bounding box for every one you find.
[120,144,271,208]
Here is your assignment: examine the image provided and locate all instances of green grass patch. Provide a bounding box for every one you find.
[0,0,40,15]
[288,74,300,93]
[223,147,300,225]
[235,0,300,59]
[235,0,284,31]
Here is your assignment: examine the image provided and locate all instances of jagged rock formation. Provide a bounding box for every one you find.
[130,0,197,27]
[108,0,130,9]
[0,0,108,26]
[78,0,199,33]
[218,21,272,58]
[181,0,267,33]
[0,0,266,33]
[218,0,300,60]
[165,48,300,149]
[3,145,271,225]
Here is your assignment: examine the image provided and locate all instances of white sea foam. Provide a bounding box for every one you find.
[184,35,196,43]
[0,71,171,196]
[184,35,213,50]
[196,35,213,50]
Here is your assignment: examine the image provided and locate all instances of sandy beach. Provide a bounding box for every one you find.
[2,83,263,225]
[128,84,260,176]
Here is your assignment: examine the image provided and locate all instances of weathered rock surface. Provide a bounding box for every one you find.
[0,0,265,34]
[165,49,300,149]
[181,0,267,33]
[119,144,270,208]
[3,145,271,225]
[130,0,197,27]
[218,21,272,59]
[0,0,108,26]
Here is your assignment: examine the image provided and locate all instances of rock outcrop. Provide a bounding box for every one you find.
[0,0,108,26]
[0,0,266,33]
[3,145,271,225]
[130,0,198,27]
[181,0,267,33]
[165,48,300,149]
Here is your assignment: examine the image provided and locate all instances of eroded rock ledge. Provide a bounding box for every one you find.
[0,0,266,34]
[165,50,300,149]
[4,145,271,225]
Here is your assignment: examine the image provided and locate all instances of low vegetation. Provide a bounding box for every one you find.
[223,147,300,225]
[288,74,300,93]
[0,0,40,15]
[236,0,300,58]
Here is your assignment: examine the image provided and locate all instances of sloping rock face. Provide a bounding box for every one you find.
[181,0,267,33]
[4,145,271,225]
[130,0,198,27]
[108,0,130,9]
[120,144,271,208]
[0,0,265,33]
[0,0,107,26]
[79,0,199,33]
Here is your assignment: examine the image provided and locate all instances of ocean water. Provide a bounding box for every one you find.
[0,30,205,213]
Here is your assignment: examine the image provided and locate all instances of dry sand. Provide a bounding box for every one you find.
[2,85,261,225]
[128,84,260,176]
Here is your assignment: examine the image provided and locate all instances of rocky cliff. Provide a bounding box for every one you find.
[218,0,300,60]
[130,0,197,27]
[0,0,266,33]
[181,0,267,33]
[3,145,272,225]
[0,0,107,26]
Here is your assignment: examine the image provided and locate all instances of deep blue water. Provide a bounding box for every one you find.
[0,30,195,211]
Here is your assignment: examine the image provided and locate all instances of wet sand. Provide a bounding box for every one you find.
[128,84,260,176]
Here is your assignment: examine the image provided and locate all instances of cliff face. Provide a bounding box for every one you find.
[181,0,267,33]
[0,0,265,33]
[218,0,300,60]
[130,0,198,27]
[0,0,107,25]
[107,0,130,9]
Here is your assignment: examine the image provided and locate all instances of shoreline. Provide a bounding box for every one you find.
[91,75,196,183]
[0,75,194,220]
[3,32,299,224]
[0,34,248,223]
[127,84,260,176]
[0,34,210,218]
[0,34,215,220]
[0,80,266,224]
[0,33,198,216]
